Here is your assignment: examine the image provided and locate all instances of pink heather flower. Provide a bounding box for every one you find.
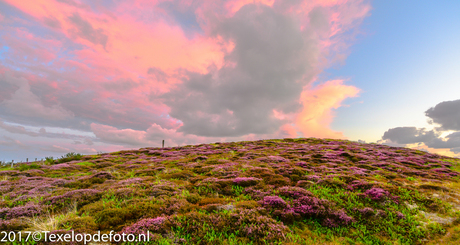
[364,188,389,201]
[0,204,42,220]
[358,207,374,216]
[119,178,144,185]
[260,196,289,209]
[121,216,167,235]
[233,177,262,186]
[277,186,311,199]
[396,211,406,219]
[256,156,290,163]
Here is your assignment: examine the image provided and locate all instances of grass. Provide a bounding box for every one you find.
[25,202,78,232]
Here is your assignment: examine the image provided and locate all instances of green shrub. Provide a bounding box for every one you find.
[198,197,226,206]
[45,156,55,164]
[18,163,41,171]
[266,175,290,186]
[95,208,130,230]
[57,152,83,164]
[59,216,98,233]
[64,177,105,189]
[161,170,195,180]
[235,200,260,209]
[186,193,202,204]
[76,161,95,167]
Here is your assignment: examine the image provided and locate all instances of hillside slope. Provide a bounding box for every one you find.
[1,137,459,244]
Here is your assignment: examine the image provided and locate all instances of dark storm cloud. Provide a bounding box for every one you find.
[425,99,460,131]
[162,4,318,137]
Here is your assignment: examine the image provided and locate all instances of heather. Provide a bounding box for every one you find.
[0,138,459,244]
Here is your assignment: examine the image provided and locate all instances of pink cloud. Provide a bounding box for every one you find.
[1,0,372,158]
[295,79,361,139]
[278,124,299,138]
[4,0,229,75]
[0,136,29,149]
[226,0,275,15]
[0,71,74,120]
[91,123,148,146]
[90,122,212,148]
[1,28,60,64]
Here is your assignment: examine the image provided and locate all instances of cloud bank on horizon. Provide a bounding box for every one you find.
[0,0,458,160]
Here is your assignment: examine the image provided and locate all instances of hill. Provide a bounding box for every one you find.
[0,137,459,244]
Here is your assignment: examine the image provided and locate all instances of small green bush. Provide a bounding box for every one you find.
[59,216,98,233]
[57,152,83,164]
[18,163,41,171]
[186,193,202,204]
[198,197,226,206]
[65,177,105,189]
[45,156,55,164]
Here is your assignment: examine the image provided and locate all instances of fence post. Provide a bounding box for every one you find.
[162,140,164,148]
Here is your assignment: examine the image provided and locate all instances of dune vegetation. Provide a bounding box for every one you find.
[0,137,459,244]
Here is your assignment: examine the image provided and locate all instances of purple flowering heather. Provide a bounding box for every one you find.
[348,166,368,176]
[328,210,354,226]
[277,186,311,199]
[431,168,451,174]
[291,195,328,216]
[90,171,114,179]
[259,196,289,209]
[358,207,374,216]
[376,210,387,217]
[244,186,273,200]
[233,177,262,187]
[0,204,42,219]
[118,178,144,185]
[396,211,405,219]
[50,179,69,187]
[257,156,290,163]
[229,208,290,242]
[347,180,373,191]
[295,161,310,168]
[46,189,101,206]
[26,169,45,175]
[322,218,339,228]
[122,216,167,235]
[364,188,390,201]
[305,175,321,182]
[126,159,150,165]
[47,163,78,170]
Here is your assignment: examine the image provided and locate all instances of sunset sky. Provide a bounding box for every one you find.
[1,0,460,162]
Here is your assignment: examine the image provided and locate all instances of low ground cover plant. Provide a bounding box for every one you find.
[0,137,459,244]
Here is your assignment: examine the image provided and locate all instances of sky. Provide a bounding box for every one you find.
[0,0,459,162]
